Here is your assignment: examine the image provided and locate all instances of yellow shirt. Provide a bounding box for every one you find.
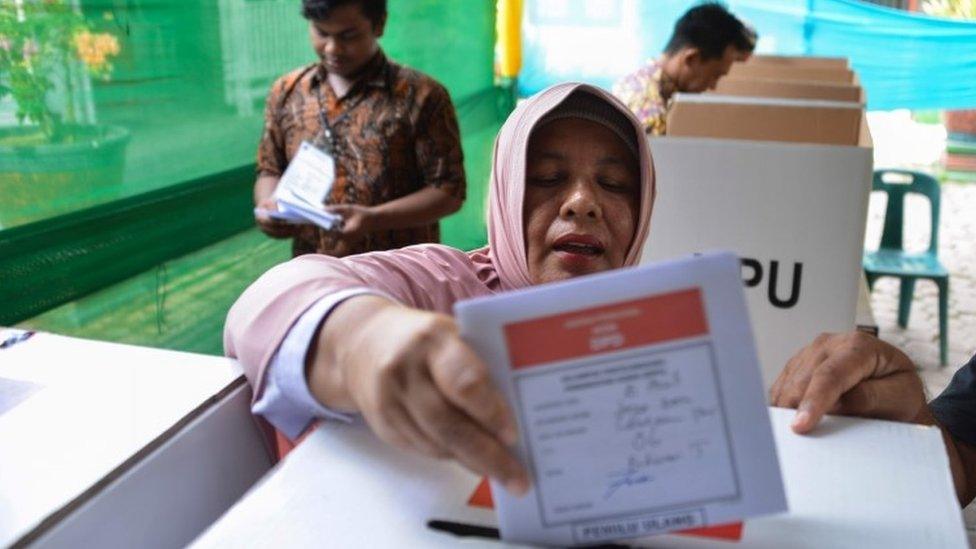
[612,58,674,136]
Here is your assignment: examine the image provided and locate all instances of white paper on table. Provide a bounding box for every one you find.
[455,251,787,546]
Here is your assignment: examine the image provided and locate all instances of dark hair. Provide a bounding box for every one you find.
[739,22,758,53]
[301,0,387,26]
[664,2,752,60]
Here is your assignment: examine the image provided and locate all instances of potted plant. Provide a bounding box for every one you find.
[0,0,127,229]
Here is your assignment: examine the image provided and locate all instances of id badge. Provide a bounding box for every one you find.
[273,141,337,205]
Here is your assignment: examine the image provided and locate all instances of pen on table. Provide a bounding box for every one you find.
[427,519,499,539]
[426,519,632,548]
[0,330,35,350]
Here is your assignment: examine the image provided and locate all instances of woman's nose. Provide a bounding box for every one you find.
[559,179,602,220]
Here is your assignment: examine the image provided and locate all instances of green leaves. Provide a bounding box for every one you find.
[0,0,119,138]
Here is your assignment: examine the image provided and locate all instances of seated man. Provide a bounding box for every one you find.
[613,2,755,136]
[770,332,976,505]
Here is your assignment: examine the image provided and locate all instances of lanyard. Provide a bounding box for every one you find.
[314,81,367,155]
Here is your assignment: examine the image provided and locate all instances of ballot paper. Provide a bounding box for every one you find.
[254,141,342,230]
[455,252,787,546]
[276,141,336,205]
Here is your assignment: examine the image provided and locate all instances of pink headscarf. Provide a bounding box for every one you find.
[486,82,656,291]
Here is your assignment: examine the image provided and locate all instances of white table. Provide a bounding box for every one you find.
[0,332,272,548]
[194,408,967,548]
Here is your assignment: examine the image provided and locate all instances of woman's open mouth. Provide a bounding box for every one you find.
[552,234,606,269]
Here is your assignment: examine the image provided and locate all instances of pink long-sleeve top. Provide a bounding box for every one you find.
[224,245,501,403]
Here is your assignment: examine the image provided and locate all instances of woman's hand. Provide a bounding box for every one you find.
[769,331,928,433]
[306,295,529,495]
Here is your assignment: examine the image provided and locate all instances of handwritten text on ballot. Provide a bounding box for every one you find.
[455,252,787,546]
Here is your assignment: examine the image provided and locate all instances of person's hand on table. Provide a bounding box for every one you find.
[306,295,530,496]
[769,331,929,433]
[255,197,299,239]
[772,331,976,504]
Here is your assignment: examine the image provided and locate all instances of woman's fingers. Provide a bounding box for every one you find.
[429,337,519,446]
[380,399,451,459]
[338,306,529,494]
[404,365,528,495]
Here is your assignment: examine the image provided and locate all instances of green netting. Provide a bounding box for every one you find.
[1,0,499,240]
[18,229,291,354]
[4,0,507,350]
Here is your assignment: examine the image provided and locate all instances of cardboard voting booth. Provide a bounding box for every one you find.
[728,63,856,85]
[666,94,864,146]
[745,54,849,70]
[714,78,864,104]
[0,332,272,548]
[716,56,863,105]
[644,93,873,386]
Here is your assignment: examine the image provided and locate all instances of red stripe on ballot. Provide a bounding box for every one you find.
[504,288,708,369]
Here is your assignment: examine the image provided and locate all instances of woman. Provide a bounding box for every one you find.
[225,82,655,496]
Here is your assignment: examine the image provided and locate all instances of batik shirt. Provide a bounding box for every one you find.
[612,57,674,137]
[257,52,466,256]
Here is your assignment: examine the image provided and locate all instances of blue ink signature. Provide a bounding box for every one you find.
[603,469,654,500]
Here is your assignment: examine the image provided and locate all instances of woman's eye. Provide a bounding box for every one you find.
[529,174,563,186]
[599,177,634,193]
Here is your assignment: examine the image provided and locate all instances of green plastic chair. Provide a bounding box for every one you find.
[863,169,949,366]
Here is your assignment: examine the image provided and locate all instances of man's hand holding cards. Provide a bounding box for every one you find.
[254,141,343,231]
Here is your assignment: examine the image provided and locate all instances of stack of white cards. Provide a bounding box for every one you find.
[456,252,788,546]
[254,141,342,230]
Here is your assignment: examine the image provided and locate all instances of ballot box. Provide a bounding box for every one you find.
[643,93,873,387]
[0,331,272,548]
[190,409,967,548]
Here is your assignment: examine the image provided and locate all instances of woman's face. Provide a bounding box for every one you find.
[524,117,641,284]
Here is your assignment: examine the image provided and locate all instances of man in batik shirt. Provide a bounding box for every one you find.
[613,3,755,136]
[254,0,465,257]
